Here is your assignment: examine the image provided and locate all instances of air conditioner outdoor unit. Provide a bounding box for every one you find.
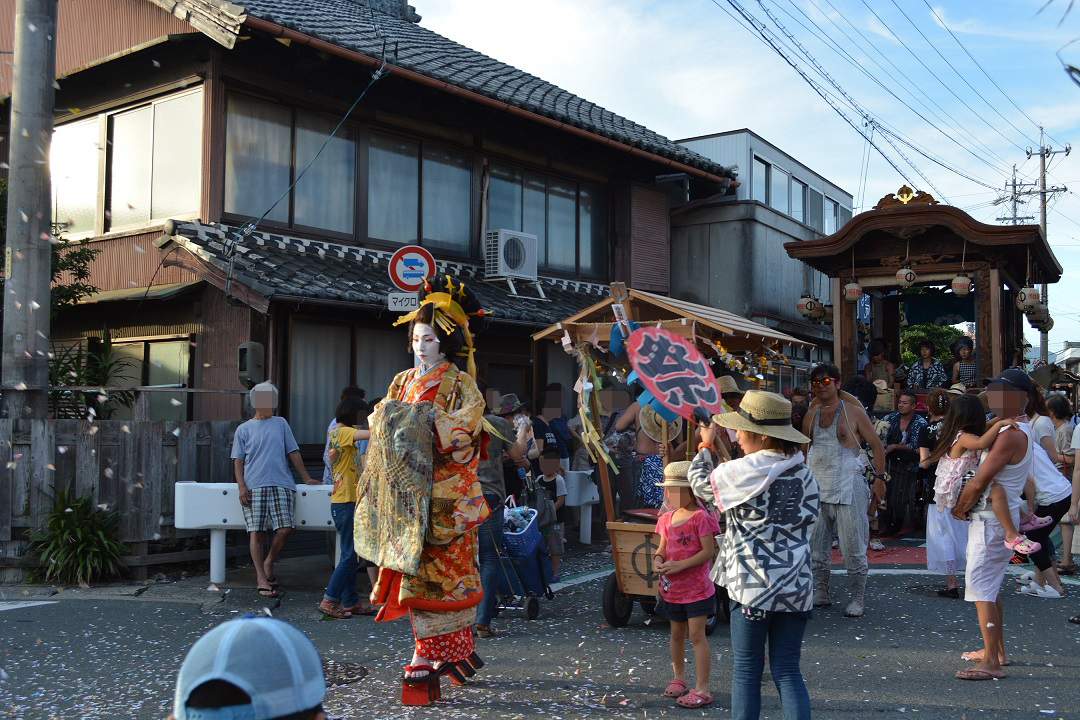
[484,229,538,281]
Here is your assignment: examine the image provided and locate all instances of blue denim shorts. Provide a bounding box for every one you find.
[656,594,715,622]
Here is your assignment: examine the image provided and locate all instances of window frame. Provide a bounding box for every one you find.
[51,87,204,239]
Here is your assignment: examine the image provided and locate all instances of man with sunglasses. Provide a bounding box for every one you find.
[802,364,886,617]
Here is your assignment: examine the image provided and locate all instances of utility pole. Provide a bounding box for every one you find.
[2,0,57,420]
[995,165,1035,225]
[1026,127,1070,363]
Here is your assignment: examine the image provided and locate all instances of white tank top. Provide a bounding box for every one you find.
[979,421,1033,522]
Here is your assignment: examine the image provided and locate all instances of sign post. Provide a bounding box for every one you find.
[388,245,436,293]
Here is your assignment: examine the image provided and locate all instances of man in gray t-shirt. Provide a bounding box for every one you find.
[231,383,316,597]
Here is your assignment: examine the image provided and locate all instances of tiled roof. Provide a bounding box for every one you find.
[152,0,735,180]
[156,221,608,326]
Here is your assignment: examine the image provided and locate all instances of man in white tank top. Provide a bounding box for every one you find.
[951,369,1034,681]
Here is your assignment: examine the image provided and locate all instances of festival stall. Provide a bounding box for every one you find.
[532,284,812,628]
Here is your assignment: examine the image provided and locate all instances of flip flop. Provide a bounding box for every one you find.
[1068,615,1080,624]
[955,668,1006,681]
[267,577,280,589]
[256,586,278,598]
[676,689,713,708]
[663,679,688,698]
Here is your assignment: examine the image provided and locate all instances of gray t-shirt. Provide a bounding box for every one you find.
[231,416,300,489]
[478,414,512,504]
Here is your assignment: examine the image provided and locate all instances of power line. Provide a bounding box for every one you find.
[921,0,1060,147]
[888,0,1040,148]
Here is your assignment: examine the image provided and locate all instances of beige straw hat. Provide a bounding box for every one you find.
[948,383,967,395]
[655,460,692,488]
[712,389,810,444]
[639,403,684,443]
[717,375,745,396]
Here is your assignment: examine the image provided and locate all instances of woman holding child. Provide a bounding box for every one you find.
[689,390,819,720]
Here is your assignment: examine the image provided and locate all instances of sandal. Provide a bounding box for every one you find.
[318,601,352,619]
[1057,563,1076,576]
[1004,535,1041,554]
[936,587,960,599]
[676,689,713,708]
[1019,515,1053,532]
[343,600,377,616]
[256,586,278,598]
[663,679,688,698]
[1068,615,1080,624]
[955,668,1006,681]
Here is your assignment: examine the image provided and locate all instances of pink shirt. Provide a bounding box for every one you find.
[656,508,721,604]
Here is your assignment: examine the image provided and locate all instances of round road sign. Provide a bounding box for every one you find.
[388,245,436,292]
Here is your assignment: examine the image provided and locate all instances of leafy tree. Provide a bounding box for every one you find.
[900,323,965,367]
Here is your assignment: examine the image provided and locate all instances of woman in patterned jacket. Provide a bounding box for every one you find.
[689,390,820,720]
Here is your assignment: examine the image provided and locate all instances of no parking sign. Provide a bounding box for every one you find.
[388,245,436,292]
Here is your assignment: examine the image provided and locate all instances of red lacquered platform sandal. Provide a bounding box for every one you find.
[401,665,440,705]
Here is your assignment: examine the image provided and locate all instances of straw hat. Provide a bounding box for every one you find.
[712,390,810,444]
[655,460,692,488]
[494,394,524,416]
[640,403,684,442]
[948,383,967,395]
[717,375,745,396]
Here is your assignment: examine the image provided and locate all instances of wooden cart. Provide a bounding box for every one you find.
[532,286,811,631]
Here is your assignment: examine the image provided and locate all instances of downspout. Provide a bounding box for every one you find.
[242,15,735,186]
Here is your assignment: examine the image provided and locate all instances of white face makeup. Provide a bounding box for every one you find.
[412,322,444,366]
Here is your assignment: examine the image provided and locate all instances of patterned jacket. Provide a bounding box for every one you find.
[689,448,820,612]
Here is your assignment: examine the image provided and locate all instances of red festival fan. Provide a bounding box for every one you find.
[626,327,725,424]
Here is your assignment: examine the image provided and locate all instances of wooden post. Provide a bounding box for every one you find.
[836,284,855,379]
[989,268,1003,376]
[975,267,993,381]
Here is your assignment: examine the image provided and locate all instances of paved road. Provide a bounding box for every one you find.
[1,551,1079,720]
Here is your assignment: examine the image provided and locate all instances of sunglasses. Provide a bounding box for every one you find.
[810,378,836,389]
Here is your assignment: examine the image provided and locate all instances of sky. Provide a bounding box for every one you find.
[419,0,1080,359]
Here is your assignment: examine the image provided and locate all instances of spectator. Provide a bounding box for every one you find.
[322,386,365,485]
[908,339,948,390]
[856,332,871,374]
[527,397,558,480]
[951,337,978,388]
[919,389,965,597]
[494,394,537,502]
[537,447,568,579]
[474,382,528,638]
[319,394,374,619]
[789,386,809,407]
[616,400,678,509]
[879,390,928,537]
[841,376,877,414]
[231,382,318,598]
[864,339,897,412]
[542,383,572,474]
[170,616,327,720]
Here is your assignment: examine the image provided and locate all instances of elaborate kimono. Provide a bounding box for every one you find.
[368,359,488,662]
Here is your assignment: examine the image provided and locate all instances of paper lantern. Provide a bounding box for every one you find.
[1018,286,1041,312]
[809,302,826,320]
[796,293,818,318]
[951,273,972,296]
[1027,303,1049,326]
[896,266,917,287]
[1041,317,1055,332]
[821,304,834,324]
[843,280,863,303]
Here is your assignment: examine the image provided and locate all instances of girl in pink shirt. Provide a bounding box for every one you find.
[654,460,721,709]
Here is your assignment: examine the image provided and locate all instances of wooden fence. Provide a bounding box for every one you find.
[0,419,240,548]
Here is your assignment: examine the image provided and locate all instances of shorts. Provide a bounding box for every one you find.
[655,594,715,622]
[242,486,295,533]
[545,523,565,555]
[964,514,1011,602]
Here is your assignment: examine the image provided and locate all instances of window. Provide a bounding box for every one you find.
[52,119,100,235]
[825,197,839,234]
[109,338,192,421]
[807,187,824,232]
[791,179,806,224]
[365,131,473,253]
[752,156,768,204]
[838,205,852,228]
[51,89,202,235]
[770,166,789,215]
[225,94,357,235]
[486,162,606,277]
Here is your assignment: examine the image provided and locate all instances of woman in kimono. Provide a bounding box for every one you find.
[358,274,489,704]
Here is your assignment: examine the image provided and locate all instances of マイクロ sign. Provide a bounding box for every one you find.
[387,292,419,311]
[627,327,724,420]
[388,245,436,292]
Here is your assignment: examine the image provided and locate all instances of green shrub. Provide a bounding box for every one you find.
[28,485,127,586]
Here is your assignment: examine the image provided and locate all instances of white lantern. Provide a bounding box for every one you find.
[896,266,917,287]
[1027,303,1049,326]
[821,304,834,324]
[796,293,817,318]
[1018,286,1041,312]
[843,280,863,303]
[951,273,972,296]
[1042,317,1055,332]
[809,302,826,321]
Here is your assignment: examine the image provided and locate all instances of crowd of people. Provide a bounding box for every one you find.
[218,299,1079,718]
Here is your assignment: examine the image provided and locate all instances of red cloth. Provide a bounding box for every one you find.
[415,626,474,663]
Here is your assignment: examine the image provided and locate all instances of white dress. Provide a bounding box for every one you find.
[924,436,974,576]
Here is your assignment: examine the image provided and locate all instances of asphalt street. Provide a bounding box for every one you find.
[1,548,1080,720]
